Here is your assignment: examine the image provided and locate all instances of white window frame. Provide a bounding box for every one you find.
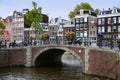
[107,26,111,32]
[101,26,105,32]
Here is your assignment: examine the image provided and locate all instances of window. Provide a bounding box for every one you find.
[113,17,116,24]
[118,17,120,23]
[98,18,104,25]
[80,31,83,37]
[107,26,111,32]
[101,18,105,25]
[80,18,84,22]
[98,27,101,33]
[118,26,120,31]
[98,19,101,25]
[93,31,95,35]
[108,18,111,24]
[90,31,92,35]
[21,18,24,21]
[76,31,79,37]
[52,27,54,30]
[101,26,105,32]
[80,24,83,30]
[84,31,87,37]
[76,24,79,30]
[84,17,87,22]
[76,18,79,23]
[84,23,87,29]
[92,26,94,28]
[112,26,116,32]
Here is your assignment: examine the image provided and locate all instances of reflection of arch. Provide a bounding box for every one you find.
[91,78,100,80]
[33,47,83,69]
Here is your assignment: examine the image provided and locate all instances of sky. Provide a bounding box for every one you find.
[0,0,120,19]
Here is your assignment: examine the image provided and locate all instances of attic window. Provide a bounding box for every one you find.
[14,13,17,17]
[92,26,94,28]
[112,9,117,14]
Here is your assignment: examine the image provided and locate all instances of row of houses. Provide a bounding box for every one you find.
[1,7,120,46]
[49,7,120,46]
[0,9,49,46]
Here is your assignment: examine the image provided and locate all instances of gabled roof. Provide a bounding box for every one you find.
[13,10,24,17]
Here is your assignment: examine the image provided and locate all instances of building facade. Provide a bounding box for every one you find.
[97,7,120,46]
[12,10,24,44]
[49,22,58,44]
[75,9,97,46]
[49,17,68,44]
[63,24,75,44]
[1,16,13,44]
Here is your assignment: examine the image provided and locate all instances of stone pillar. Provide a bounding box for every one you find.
[25,47,32,67]
[84,48,90,74]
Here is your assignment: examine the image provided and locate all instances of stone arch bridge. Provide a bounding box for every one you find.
[0,45,120,79]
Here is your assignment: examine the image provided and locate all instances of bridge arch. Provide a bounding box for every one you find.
[33,47,83,68]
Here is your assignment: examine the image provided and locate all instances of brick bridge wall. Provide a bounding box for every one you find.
[0,48,26,67]
[31,46,85,68]
[89,48,120,79]
[0,46,120,79]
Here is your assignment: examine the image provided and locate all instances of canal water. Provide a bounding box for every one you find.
[0,53,114,80]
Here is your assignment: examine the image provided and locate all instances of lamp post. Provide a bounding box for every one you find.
[110,35,113,49]
[110,19,114,49]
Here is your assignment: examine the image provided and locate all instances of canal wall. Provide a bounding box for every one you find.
[88,49,120,80]
[0,48,26,67]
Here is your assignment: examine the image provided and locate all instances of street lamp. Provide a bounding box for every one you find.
[110,19,114,49]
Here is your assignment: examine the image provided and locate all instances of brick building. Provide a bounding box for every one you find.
[97,7,120,46]
[75,9,97,46]
[1,16,13,43]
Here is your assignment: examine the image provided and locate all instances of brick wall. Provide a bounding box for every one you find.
[0,48,27,67]
[89,49,120,79]
[0,50,10,67]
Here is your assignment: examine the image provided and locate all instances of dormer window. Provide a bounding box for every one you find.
[112,8,117,14]
[14,13,17,17]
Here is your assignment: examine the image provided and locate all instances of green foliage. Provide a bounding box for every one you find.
[25,1,43,34]
[31,22,43,33]
[0,17,5,34]
[95,9,100,14]
[114,50,120,63]
[65,32,75,40]
[115,57,120,63]
[80,2,94,11]
[68,2,99,19]
[41,33,49,41]
[32,1,37,9]
[68,11,75,19]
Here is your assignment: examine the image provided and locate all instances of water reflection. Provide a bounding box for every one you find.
[62,51,81,66]
[0,67,114,80]
[0,67,82,80]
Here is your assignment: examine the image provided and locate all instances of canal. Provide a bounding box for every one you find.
[0,66,114,80]
[0,53,115,80]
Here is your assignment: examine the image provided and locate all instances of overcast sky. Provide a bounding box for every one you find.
[0,0,120,19]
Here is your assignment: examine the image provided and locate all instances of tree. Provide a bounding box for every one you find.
[41,33,49,44]
[68,11,75,19]
[0,17,5,34]
[68,2,99,19]
[25,1,43,41]
[95,9,100,14]
[65,32,75,44]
